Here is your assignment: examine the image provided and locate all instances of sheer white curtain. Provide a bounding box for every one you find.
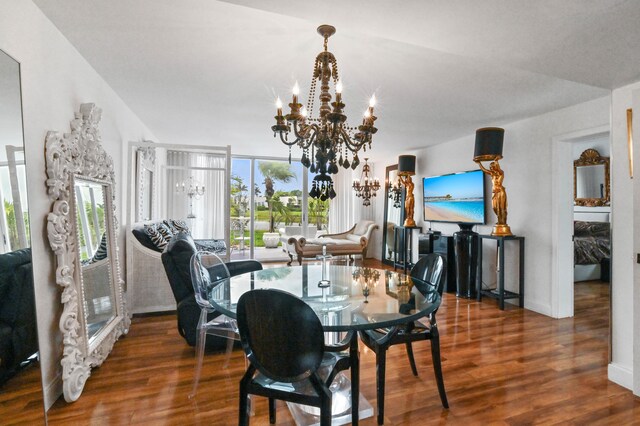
[328,167,375,233]
[165,151,226,239]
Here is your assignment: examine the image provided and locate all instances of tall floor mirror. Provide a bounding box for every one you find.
[0,49,46,422]
[381,164,405,266]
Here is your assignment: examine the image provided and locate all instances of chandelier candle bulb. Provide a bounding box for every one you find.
[275,97,283,116]
[292,82,299,104]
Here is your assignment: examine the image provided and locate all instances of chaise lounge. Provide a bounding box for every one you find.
[285,220,378,265]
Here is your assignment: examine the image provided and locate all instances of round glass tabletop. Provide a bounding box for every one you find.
[208,264,441,332]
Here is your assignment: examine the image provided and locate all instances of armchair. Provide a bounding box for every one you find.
[127,220,226,313]
[161,231,262,350]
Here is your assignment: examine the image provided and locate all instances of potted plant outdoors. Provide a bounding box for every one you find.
[258,162,296,248]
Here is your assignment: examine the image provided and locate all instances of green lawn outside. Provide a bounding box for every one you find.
[231,229,273,248]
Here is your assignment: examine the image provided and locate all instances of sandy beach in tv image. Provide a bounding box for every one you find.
[423,171,485,223]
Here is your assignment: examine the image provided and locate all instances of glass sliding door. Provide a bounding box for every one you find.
[231,156,309,262]
[230,158,252,259]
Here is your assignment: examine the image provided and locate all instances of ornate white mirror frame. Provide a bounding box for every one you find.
[45,103,129,402]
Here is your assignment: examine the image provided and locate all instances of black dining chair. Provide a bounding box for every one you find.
[359,254,448,425]
[237,288,357,426]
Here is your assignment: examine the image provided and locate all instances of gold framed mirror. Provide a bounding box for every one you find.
[574,148,610,207]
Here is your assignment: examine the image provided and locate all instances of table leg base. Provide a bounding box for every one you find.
[286,374,373,425]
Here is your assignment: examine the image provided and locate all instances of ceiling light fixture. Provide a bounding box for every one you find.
[272,24,379,201]
[352,158,380,206]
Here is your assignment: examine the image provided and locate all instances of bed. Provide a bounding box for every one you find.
[573,211,610,282]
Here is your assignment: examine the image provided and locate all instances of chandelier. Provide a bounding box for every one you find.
[352,158,380,206]
[272,24,379,201]
[388,177,403,208]
[176,176,205,219]
[352,267,380,303]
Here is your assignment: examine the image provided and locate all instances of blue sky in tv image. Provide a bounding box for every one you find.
[422,170,485,224]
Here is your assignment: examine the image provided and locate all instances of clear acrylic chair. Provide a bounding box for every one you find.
[189,251,239,398]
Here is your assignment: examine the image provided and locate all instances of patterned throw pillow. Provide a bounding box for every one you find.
[157,222,174,241]
[170,219,190,234]
[91,233,109,262]
[144,224,168,251]
[194,239,226,254]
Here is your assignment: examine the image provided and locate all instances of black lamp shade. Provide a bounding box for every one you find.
[398,155,416,176]
[474,127,504,161]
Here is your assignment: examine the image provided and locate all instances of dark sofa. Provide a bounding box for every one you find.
[161,231,262,349]
[0,248,38,385]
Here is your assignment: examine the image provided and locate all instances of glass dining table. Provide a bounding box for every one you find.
[208,264,441,426]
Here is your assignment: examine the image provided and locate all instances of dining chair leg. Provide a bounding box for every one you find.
[222,330,235,369]
[405,342,419,377]
[268,398,276,424]
[430,329,449,409]
[350,333,360,425]
[239,366,255,426]
[320,393,332,426]
[375,348,387,425]
[189,311,208,398]
[239,384,249,426]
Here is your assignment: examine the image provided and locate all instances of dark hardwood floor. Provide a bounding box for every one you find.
[0,360,46,425]
[45,264,640,425]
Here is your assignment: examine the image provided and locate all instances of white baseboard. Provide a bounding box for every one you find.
[608,362,633,390]
[132,304,176,315]
[524,300,552,317]
[44,373,62,411]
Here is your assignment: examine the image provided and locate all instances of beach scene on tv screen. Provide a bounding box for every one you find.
[423,171,485,223]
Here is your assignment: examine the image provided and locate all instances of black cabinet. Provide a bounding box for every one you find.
[418,233,456,293]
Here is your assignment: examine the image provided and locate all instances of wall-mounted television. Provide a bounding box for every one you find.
[422,169,486,224]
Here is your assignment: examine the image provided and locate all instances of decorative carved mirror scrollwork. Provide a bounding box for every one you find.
[45,103,129,402]
[574,148,610,207]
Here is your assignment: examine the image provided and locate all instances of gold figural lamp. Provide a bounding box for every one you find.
[473,127,512,236]
[398,155,417,227]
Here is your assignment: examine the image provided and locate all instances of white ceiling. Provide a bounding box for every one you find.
[32,0,638,161]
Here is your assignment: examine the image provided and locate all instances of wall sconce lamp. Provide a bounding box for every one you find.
[397,155,417,227]
[473,127,512,236]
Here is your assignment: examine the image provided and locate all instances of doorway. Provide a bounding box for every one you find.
[551,124,613,324]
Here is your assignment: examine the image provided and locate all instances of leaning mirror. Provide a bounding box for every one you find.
[381,164,404,266]
[45,103,129,402]
[574,148,610,207]
[0,48,46,422]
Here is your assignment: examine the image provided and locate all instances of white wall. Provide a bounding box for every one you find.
[609,81,640,391]
[0,0,156,409]
[373,96,610,316]
[572,134,610,158]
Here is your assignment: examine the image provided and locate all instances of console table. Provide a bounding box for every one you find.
[393,225,421,273]
[476,234,525,310]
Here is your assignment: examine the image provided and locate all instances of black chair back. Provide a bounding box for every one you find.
[237,289,325,383]
[410,254,446,295]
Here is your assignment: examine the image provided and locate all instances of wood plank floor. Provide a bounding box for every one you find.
[46,264,640,425]
[0,360,46,425]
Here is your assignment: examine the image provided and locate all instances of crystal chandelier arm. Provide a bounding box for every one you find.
[278,131,298,146]
[296,123,321,150]
[339,127,366,152]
